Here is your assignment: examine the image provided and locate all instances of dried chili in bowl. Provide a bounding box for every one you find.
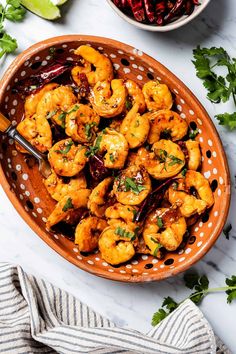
[112,0,200,26]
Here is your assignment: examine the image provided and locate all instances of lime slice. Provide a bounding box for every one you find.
[20,0,61,20]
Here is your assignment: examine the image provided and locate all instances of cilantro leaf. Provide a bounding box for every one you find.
[225,276,236,303]
[62,197,73,212]
[157,216,163,228]
[152,297,178,326]
[216,113,236,130]
[0,33,17,58]
[55,140,74,154]
[152,308,168,326]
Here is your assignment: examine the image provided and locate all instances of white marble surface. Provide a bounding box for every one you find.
[0,0,236,351]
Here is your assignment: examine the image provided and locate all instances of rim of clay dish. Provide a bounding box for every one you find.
[106,0,211,32]
[0,35,231,282]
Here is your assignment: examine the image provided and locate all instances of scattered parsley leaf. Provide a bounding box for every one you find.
[225,276,236,304]
[58,112,67,129]
[125,100,132,111]
[189,128,199,140]
[216,113,236,131]
[223,224,232,240]
[0,33,17,58]
[124,177,146,195]
[85,133,103,158]
[85,122,97,140]
[55,140,74,154]
[152,297,178,326]
[151,272,236,326]
[62,197,74,212]
[157,216,163,228]
[181,168,187,177]
[0,0,26,59]
[115,226,136,241]
[168,155,184,167]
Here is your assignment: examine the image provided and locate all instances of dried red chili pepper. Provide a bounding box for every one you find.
[13,61,75,96]
[143,0,155,23]
[184,0,194,15]
[129,0,145,22]
[164,0,186,23]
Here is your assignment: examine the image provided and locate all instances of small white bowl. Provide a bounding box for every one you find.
[107,0,211,32]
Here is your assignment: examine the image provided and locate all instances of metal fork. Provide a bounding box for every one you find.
[0,112,51,178]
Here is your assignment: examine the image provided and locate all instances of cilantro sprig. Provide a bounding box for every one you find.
[152,272,236,326]
[0,0,26,59]
[193,46,236,130]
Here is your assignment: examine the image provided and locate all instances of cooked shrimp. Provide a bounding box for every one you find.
[99,226,136,265]
[168,181,207,217]
[142,81,173,112]
[113,165,151,205]
[147,110,188,144]
[46,189,91,229]
[74,45,114,86]
[120,103,150,149]
[65,104,100,143]
[71,60,92,87]
[124,79,146,113]
[75,216,107,252]
[16,114,52,153]
[36,86,77,127]
[105,203,138,223]
[48,139,87,177]
[185,140,201,171]
[138,139,185,180]
[88,177,114,217]
[44,170,87,202]
[89,79,127,118]
[185,170,214,208]
[143,208,187,253]
[24,83,59,118]
[96,129,129,169]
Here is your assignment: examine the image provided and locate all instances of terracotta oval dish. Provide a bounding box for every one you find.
[0,35,230,282]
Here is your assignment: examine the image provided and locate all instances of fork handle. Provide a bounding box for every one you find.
[0,112,11,133]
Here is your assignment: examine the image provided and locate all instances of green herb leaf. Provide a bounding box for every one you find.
[68,104,79,114]
[225,276,236,303]
[223,224,232,240]
[124,177,146,195]
[216,113,236,130]
[85,122,97,140]
[55,140,74,154]
[85,133,103,158]
[152,308,168,326]
[168,155,184,166]
[0,33,17,58]
[62,197,74,212]
[181,168,187,177]
[189,128,199,140]
[115,226,136,241]
[152,297,178,326]
[58,112,67,129]
[125,100,132,111]
[157,216,163,228]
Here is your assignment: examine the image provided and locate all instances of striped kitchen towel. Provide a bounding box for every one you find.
[0,263,230,354]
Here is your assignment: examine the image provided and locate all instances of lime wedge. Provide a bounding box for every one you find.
[20,0,61,20]
[51,0,68,5]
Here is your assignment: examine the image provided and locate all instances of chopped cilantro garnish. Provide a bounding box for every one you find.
[55,140,74,154]
[157,216,163,228]
[62,197,74,212]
